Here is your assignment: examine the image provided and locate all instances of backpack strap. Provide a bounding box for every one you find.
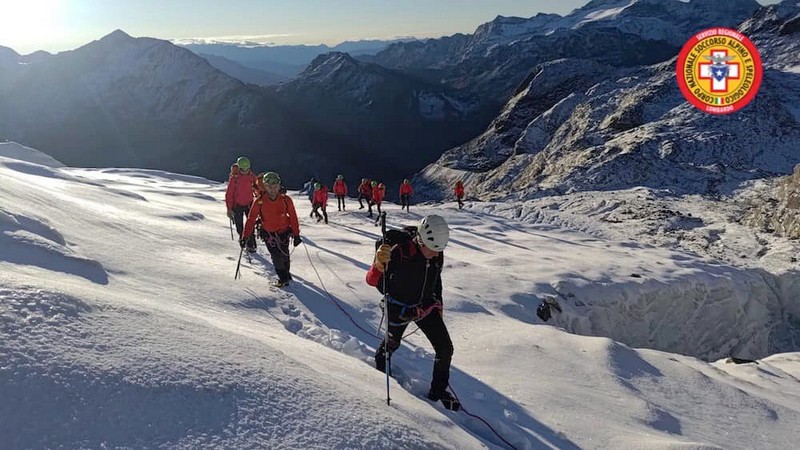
[401,239,417,258]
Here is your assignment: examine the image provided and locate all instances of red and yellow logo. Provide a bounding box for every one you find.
[676,27,762,115]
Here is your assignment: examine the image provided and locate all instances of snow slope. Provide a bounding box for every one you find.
[1,144,799,449]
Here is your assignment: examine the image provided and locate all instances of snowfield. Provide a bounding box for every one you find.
[1,142,799,449]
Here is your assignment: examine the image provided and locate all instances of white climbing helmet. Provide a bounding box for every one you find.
[418,215,449,252]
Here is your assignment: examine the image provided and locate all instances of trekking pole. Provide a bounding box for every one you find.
[379,211,390,406]
[234,247,244,279]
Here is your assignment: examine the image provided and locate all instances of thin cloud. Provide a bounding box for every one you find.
[172,34,296,46]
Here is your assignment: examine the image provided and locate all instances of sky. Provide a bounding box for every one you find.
[2,141,800,448]
[0,0,785,54]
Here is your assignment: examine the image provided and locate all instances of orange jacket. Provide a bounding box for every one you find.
[399,183,413,196]
[372,185,385,203]
[313,186,329,206]
[454,183,465,198]
[358,181,372,196]
[333,179,348,196]
[243,194,300,238]
[226,171,257,209]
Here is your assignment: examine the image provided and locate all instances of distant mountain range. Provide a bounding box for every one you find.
[197,53,287,86]
[0,30,371,184]
[2,0,799,196]
[273,52,492,182]
[178,38,416,81]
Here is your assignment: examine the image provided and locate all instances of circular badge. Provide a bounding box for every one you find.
[676,27,762,115]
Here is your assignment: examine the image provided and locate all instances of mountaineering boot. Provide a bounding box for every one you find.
[273,270,291,287]
[427,389,460,411]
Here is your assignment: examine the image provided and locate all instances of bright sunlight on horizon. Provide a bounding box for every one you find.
[0,0,786,55]
[0,0,67,53]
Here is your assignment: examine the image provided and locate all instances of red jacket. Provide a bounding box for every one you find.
[313,187,329,206]
[333,179,348,196]
[454,183,465,198]
[225,171,258,209]
[358,181,372,196]
[399,183,413,196]
[372,185,385,203]
[243,194,300,238]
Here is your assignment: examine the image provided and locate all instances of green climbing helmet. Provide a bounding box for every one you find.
[263,172,281,185]
[236,156,251,171]
[403,179,410,184]
[371,181,377,187]
[314,182,322,189]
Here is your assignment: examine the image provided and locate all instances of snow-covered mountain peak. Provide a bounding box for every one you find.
[383,0,762,71]
[282,49,471,123]
[302,51,363,78]
[472,13,561,44]
[82,29,139,52]
[290,51,394,97]
[565,0,761,45]
[58,30,244,99]
[105,29,133,41]
[79,29,187,60]
[570,0,635,16]
[741,0,800,35]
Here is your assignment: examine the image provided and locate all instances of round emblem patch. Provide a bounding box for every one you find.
[676,27,762,115]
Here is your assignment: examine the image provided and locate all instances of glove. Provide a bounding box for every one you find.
[375,244,391,272]
[293,235,302,247]
[227,210,233,219]
[239,238,247,249]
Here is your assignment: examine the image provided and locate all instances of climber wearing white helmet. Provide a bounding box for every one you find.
[365,214,459,411]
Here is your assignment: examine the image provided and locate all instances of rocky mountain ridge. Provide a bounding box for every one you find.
[415,1,800,201]
[0,30,363,183]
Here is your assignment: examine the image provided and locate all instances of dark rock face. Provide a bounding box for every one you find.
[743,164,800,239]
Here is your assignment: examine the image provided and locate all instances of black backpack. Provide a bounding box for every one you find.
[375,225,418,258]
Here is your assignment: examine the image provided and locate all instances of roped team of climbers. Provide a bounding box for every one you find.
[226,158,468,278]
[223,156,467,409]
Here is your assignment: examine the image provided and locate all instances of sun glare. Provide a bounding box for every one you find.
[0,0,65,52]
